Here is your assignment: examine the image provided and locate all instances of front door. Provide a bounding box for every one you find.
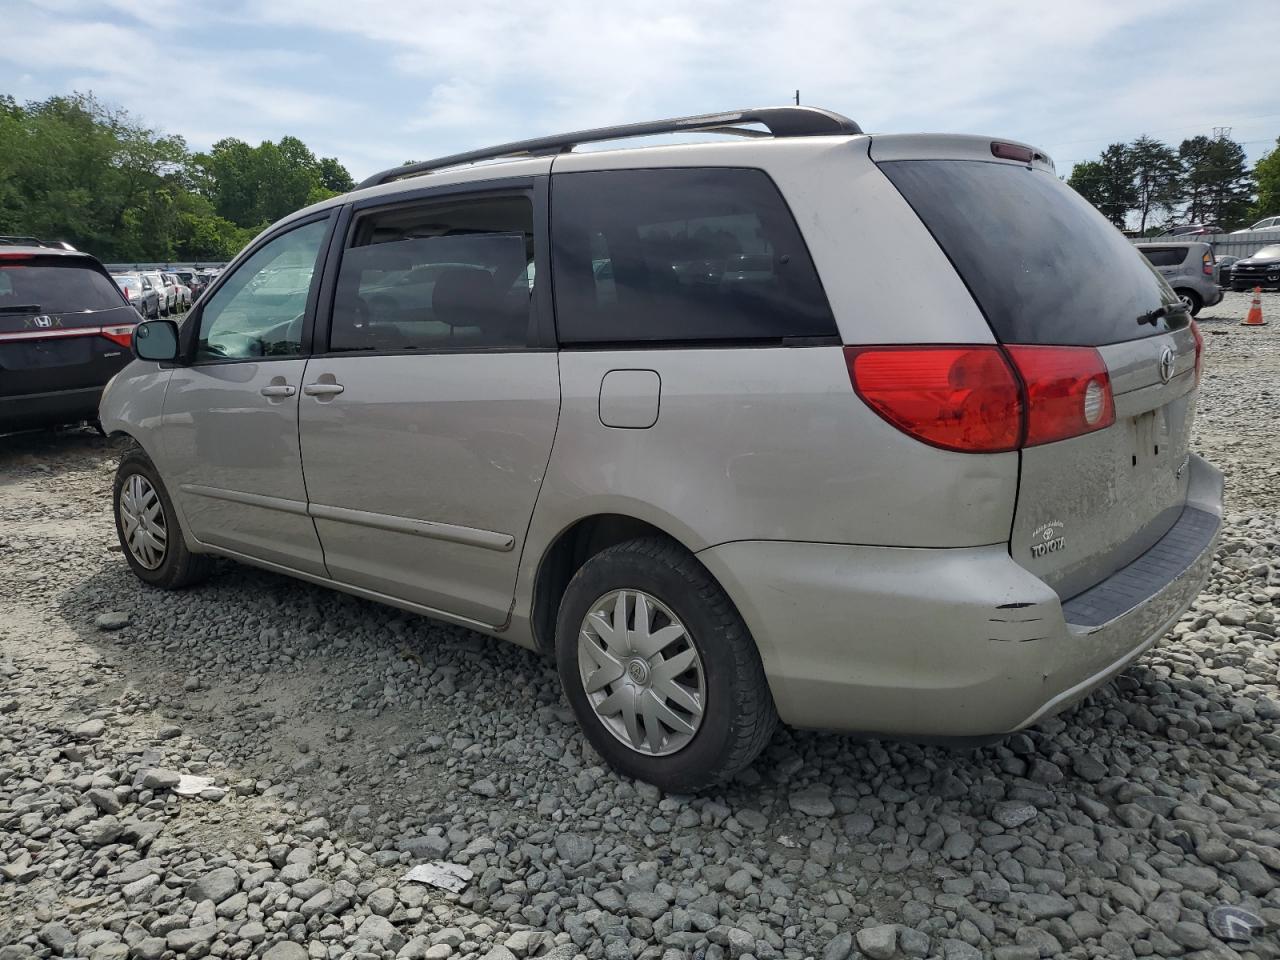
[298,186,560,627]
[161,216,333,575]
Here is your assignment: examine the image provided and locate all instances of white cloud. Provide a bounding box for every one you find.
[3,0,1279,181]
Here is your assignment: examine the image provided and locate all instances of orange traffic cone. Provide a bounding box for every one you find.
[1242,287,1266,326]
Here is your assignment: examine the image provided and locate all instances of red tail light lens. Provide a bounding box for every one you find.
[1004,345,1114,446]
[1202,251,1214,276]
[1191,321,1204,385]
[99,324,137,348]
[121,286,133,300]
[844,346,1022,452]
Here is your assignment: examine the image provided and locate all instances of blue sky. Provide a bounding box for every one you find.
[4,0,1279,184]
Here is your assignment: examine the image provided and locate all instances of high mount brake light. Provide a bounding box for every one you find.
[844,344,1116,453]
[991,142,1033,163]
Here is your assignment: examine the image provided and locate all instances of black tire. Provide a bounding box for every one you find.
[112,449,214,589]
[555,536,777,792]
[1174,289,1202,316]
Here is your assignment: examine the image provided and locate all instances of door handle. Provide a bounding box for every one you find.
[303,382,345,397]
[260,384,297,398]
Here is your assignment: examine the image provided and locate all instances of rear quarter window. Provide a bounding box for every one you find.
[878,159,1183,346]
[550,167,835,345]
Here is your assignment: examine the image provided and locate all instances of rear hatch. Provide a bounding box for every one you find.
[873,143,1199,599]
[0,253,138,398]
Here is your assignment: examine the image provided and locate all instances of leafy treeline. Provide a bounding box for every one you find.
[0,92,354,262]
[1067,131,1276,235]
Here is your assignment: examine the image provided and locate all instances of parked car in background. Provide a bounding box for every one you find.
[172,269,204,299]
[1213,255,1240,287]
[112,273,161,319]
[1231,216,1280,234]
[1,245,138,432]
[141,271,174,315]
[163,272,191,311]
[1162,223,1222,238]
[1230,244,1280,290]
[101,107,1222,791]
[1135,241,1222,315]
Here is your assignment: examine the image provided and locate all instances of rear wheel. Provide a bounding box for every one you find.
[113,449,213,589]
[555,537,777,792]
[1175,289,1202,316]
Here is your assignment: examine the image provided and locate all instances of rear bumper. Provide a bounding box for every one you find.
[0,386,106,431]
[697,454,1223,737]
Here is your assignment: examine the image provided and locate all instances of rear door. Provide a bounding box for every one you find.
[0,253,138,404]
[298,181,560,628]
[877,153,1197,598]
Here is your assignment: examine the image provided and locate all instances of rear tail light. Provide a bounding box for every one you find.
[845,344,1115,453]
[1191,321,1204,385]
[121,286,133,300]
[99,324,137,348]
[1202,251,1214,276]
[1003,345,1115,446]
[844,346,1022,452]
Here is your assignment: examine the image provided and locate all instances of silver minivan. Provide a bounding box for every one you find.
[101,108,1223,791]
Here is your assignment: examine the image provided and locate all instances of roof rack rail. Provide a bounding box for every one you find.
[357,106,862,189]
[0,235,77,250]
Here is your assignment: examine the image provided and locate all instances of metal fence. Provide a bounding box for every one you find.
[104,262,228,273]
[1131,231,1280,259]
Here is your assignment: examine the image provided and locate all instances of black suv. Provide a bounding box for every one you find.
[0,242,139,432]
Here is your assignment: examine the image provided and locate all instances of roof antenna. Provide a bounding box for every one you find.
[794,89,800,106]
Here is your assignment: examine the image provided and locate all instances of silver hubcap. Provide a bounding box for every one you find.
[118,473,167,570]
[577,589,705,756]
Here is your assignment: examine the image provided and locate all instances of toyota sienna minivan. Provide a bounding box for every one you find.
[100,107,1223,791]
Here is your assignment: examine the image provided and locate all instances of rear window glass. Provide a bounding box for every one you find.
[879,160,1183,346]
[551,168,835,345]
[0,259,124,314]
[1139,247,1189,267]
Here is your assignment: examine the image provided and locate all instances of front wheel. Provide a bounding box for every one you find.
[555,537,777,792]
[113,449,214,589]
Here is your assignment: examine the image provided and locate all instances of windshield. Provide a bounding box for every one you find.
[0,259,126,314]
[878,159,1184,346]
[1253,245,1280,259]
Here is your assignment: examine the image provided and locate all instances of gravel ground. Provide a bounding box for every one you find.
[2,290,1278,960]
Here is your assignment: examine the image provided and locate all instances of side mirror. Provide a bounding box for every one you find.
[133,319,180,362]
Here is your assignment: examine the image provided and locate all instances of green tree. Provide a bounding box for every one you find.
[1129,135,1182,234]
[1067,143,1137,227]
[1253,137,1280,221]
[1179,134,1252,228]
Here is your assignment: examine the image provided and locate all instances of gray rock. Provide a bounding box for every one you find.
[991,801,1037,828]
[188,866,239,904]
[165,926,217,953]
[138,767,180,790]
[790,784,836,817]
[358,915,406,952]
[262,944,309,960]
[554,832,595,867]
[821,932,853,960]
[856,924,897,960]
[95,611,130,630]
[74,718,105,739]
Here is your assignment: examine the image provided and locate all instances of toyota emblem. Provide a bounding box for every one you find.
[1158,347,1175,384]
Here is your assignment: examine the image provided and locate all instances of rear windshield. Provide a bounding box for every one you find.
[1138,247,1190,267]
[0,259,125,314]
[878,159,1183,346]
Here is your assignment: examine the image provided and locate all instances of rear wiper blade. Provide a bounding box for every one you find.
[1136,302,1186,326]
[0,304,41,314]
